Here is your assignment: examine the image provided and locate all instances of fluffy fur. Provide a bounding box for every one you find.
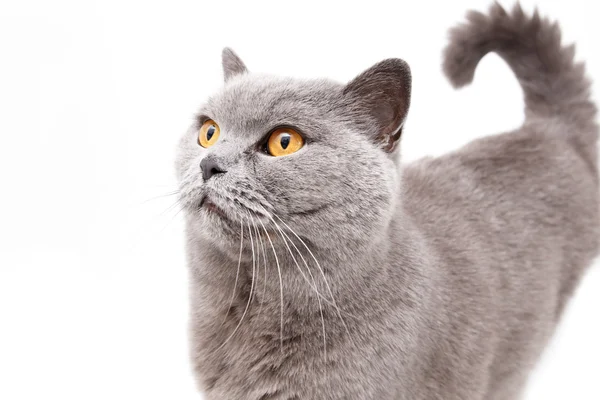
[176,3,599,399]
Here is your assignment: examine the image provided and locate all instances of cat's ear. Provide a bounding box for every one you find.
[222,47,248,82]
[343,59,411,152]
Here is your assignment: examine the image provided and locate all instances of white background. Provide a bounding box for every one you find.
[1,0,599,399]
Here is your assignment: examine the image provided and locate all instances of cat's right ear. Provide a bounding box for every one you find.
[222,47,248,82]
[343,59,411,152]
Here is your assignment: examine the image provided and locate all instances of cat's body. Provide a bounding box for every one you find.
[177,4,599,400]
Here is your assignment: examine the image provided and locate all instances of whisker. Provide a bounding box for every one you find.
[270,218,327,360]
[251,215,269,319]
[247,214,257,306]
[159,200,182,218]
[138,190,180,206]
[256,217,284,353]
[218,219,244,329]
[254,206,342,310]
[215,221,256,351]
[273,213,356,348]
[272,223,319,292]
[155,205,185,237]
[258,235,269,318]
[121,199,184,254]
[271,224,336,305]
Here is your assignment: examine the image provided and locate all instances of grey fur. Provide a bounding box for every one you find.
[176,3,599,399]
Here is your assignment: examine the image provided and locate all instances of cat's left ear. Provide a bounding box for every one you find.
[222,47,248,82]
[343,59,411,152]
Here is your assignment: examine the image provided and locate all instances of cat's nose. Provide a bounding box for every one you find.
[200,157,227,181]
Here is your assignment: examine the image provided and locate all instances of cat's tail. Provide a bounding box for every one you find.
[443,3,597,131]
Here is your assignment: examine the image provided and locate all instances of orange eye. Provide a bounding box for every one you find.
[198,120,220,148]
[267,128,304,157]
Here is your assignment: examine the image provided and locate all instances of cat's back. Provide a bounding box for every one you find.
[393,4,600,395]
[402,123,599,250]
[399,122,599,394]
[416,0,600,294]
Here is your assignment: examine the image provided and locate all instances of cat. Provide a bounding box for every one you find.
[175,3,599,399]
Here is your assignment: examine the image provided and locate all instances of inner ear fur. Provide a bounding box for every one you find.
[343,58,412,152]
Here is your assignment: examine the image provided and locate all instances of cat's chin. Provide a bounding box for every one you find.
[188,212,241,254]
[198,203,239,234]
[199,197,230,221]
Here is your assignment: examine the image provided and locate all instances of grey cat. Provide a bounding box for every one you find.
[175,3,599,399]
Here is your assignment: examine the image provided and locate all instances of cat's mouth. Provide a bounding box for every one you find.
[198,195,249,234]
[199,196,230,220]
[195,192,276,236]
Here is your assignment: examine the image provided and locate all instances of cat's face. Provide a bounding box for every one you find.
[176,49,411,256]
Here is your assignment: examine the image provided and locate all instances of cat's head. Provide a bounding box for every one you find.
[176,48,411,256]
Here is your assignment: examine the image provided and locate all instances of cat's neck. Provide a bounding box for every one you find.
[188,208,427,321]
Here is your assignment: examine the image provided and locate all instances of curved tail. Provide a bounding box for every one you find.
[443,2,597,130]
